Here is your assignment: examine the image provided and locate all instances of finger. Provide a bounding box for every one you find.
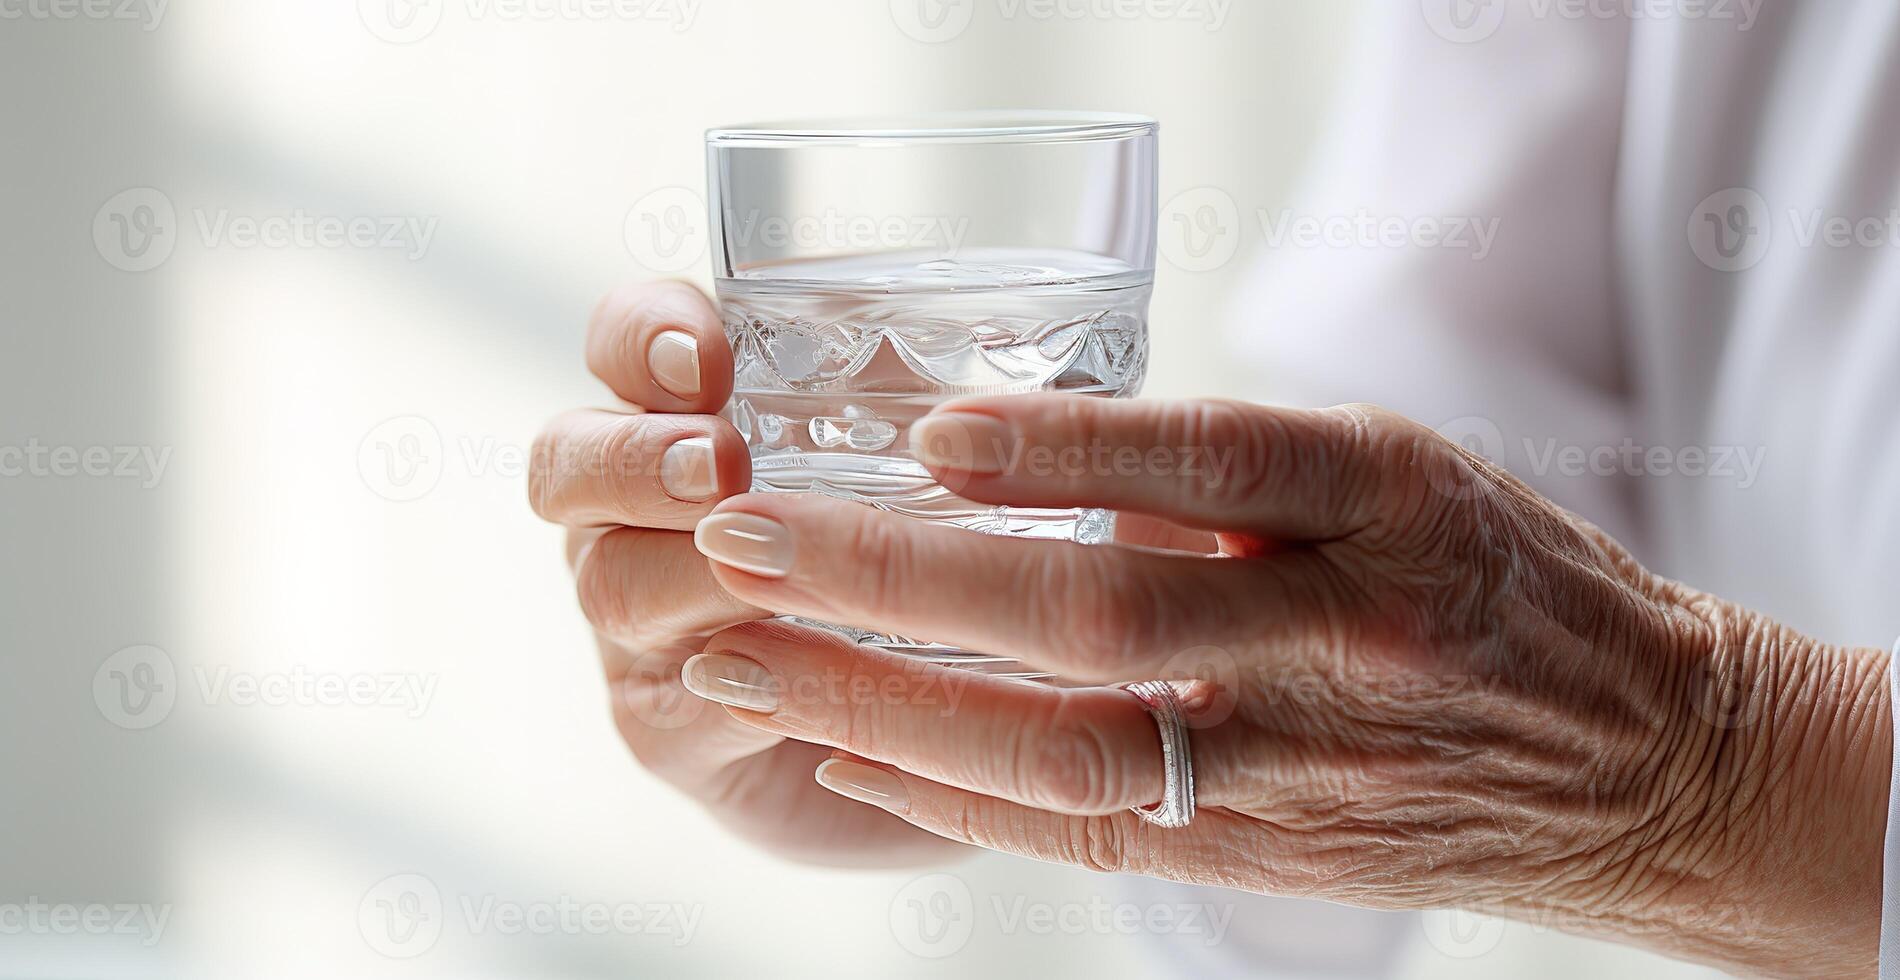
[576,525,768,650]
[683,621,1198,814]
[600,636,958,864]
[530,408,752,529]
[810,754,1285,890]
[692,493,1316,682]
[566,525,606,571]
[602,639,784,792]
[909,396,1419,541]
[585,279,733,413]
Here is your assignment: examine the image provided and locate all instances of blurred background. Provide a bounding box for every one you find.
[1,1,1730,977]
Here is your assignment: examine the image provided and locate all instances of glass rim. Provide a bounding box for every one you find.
[706,111,1157,147]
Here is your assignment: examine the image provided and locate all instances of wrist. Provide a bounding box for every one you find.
[1626,598,1891,978]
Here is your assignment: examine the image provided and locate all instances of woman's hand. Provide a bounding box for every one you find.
[682,396,1892,978]
[527,280,964,866]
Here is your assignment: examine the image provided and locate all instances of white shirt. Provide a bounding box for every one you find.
[1146,2,1900,976]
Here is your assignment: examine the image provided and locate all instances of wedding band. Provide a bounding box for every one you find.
[1121,680,1196,829]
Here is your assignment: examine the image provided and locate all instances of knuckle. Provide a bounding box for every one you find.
[526,425,563,520]
[1337,402,1446,482]
[1353,407,1467,529]
[596,419,665,516]
[607,313,649,384]
[939,792,985,847]
[1179,398,1282,511]
[1015,549,1101,666]
[838,510,914,612]
[826,658,893,749]
[1018,715,1122,813]
[1050,560,1157,674]
[1330,401,1393,434]
[1067,816,1134,875]
[605,675,683,771]
[1326,402,1389,462]
[1318,403,1439,531]
[576,526,658,640]
[1066,604,1142,674]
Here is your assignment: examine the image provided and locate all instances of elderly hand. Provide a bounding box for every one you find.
[682,396,1891,979]
[528,279,963,866]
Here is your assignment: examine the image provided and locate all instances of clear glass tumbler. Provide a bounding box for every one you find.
[705,112,1157,671]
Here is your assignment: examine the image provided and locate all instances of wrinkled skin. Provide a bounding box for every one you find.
[532,280,1890,979]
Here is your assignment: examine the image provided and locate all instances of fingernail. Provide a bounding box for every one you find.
[910,412,1012,474]
[680,653,778,711]
[647,330,701,398]
[694,512,795,578]
[815,759,909,813]
[660,437,719,502]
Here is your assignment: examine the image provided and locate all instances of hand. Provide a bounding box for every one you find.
[528,279,964,866]
[682,396,1892,978]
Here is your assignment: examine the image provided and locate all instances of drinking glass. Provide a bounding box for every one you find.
[705,112,1157,671]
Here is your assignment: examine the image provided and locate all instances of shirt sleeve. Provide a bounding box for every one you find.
[1883,639,1900,978]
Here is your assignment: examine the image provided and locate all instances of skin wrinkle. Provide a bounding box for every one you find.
[1202,403,1280,521]
[1086,559,1149,668]
[1170,415,1869,972]
[527,426,560,519]
[576,527,645,640]
[1021,693,1116,813]
[596,420,653,520]
[1077,812,1131,874]
[1292,421,1839,964]
[837,503,912,619]
[534,322,1891,977]
[995,695,1039,809]
[1018,540,1086,667]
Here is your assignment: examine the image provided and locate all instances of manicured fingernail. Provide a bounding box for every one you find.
[660,437,719,502]
[647,330,701,398]
[910,412,1012,474]
[680,653,778,711]
[694,512,795,578]
[815,759,909,813]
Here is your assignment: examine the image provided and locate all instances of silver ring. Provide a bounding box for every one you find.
[1121,680,1195,829]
